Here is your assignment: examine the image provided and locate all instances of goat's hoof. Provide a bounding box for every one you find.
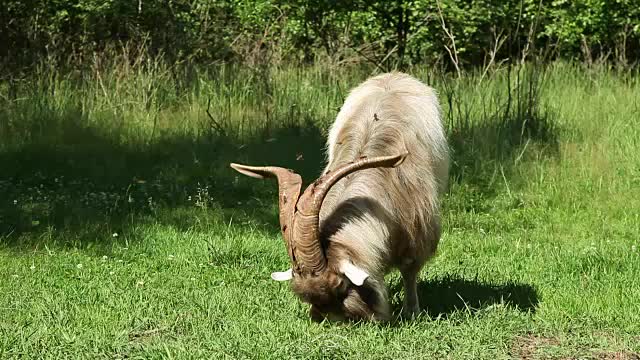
[402,305,420,320]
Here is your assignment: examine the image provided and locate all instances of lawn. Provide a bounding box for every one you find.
[1,62,639,359]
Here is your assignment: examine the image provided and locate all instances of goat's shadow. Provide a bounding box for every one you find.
[388,275,539,323]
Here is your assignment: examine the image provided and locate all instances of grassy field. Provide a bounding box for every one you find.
[1,61,639,359]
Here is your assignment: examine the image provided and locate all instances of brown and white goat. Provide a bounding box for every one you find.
[230,72,449,322]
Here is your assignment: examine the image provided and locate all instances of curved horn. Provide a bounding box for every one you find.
[291,152,409,274]
[230,163,302,264]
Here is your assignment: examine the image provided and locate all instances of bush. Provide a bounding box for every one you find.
[1,0,638,72]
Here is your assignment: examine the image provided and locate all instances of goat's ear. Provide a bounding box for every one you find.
[271,268,293,281]
[339,260,369,286]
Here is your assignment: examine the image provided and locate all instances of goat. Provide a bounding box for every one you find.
[230,72,449,322]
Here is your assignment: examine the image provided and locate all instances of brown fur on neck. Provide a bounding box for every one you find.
[291,269,345,306]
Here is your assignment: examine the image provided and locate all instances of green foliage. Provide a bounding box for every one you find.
[544,0,640,61]
[1,0,639,72]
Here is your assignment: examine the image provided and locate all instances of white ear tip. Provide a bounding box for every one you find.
[340,261,369,286]
[271,268,293,281]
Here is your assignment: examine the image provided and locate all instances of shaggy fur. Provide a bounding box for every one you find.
[295,71,450,321]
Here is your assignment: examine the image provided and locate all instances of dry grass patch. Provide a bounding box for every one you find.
[511,334,640,360]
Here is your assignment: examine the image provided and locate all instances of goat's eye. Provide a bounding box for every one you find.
[336,278,348,292]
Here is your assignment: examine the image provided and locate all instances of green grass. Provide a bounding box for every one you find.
[1,61,639,359]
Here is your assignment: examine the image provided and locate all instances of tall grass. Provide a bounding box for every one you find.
[0,55,636,245]
[1,55,561,152]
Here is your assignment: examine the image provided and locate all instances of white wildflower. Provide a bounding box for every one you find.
[76,263,83,269]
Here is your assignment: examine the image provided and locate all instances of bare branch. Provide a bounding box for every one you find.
[205,98,227,138]
[435,0,461,78]
[480,28,508,83]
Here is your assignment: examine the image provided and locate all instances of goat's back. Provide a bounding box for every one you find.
[321,72,449,245]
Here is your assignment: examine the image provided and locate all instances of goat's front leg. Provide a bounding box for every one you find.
[400,263,421,318]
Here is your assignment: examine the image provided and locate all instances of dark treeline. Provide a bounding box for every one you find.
[1,0,639,73]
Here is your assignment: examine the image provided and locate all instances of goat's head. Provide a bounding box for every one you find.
[230,153,407,322]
